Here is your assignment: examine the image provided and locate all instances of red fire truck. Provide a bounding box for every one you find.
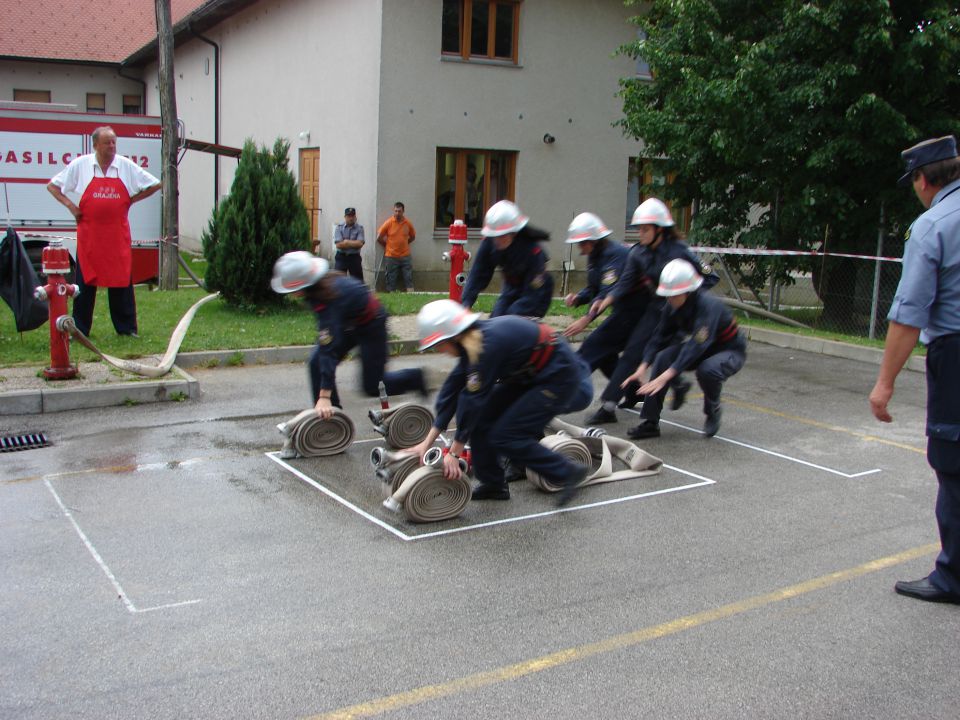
[0,103,162,283]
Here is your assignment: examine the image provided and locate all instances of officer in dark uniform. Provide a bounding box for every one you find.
[559,213,634,423]
[271,251,425,418]
[584,198,717,425]
[870,135,960,604]
[460,200,553,318]
[404,299,593,506]
[623,258,746,439]
[333,207,365,281]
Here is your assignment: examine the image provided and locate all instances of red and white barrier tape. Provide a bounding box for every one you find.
[689,246,902,263]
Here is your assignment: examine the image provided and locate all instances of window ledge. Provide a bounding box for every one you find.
[440,55,523,69]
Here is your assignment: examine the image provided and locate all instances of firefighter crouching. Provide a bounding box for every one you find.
[271,251,426,418]
[622,259,746,439]
[401,300,593,506]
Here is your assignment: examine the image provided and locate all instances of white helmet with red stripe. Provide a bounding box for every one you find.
[481,200,529,237]
[656,258,703,297]
[271,251,329,293]
[566,212,612,244]
[417,299,480,351]
[630,198,674,227]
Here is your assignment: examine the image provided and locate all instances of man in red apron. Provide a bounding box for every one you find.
[47,126,160,336]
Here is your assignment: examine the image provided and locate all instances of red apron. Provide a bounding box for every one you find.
[77,176,133,287]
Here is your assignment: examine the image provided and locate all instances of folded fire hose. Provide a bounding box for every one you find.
[525,417,663,493]
[59,292,220,378]
[277,409,356,458]
[372,446,471,523]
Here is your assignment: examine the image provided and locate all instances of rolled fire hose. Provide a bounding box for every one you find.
[58,292,219,378]
[277,408,356,458]
[526,417,663,493]
[376,446,471,523]
[370,447,423,490]
[368,403,434,448]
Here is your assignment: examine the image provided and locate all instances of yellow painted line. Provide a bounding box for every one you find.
[308,543,938,720]
[724,397,926,454]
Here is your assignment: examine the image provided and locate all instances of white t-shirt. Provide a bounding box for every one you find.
[50,153,159,198]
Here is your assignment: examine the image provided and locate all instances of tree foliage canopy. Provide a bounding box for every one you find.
[202,138,310,308]
[619,0,960,255]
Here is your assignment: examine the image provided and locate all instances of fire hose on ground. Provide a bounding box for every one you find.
[59,292,220,378]
[372,446,472,523]
[277,409,356,459]
[525,417,663,493]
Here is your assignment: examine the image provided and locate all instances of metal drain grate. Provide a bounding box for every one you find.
[0,433,51,452]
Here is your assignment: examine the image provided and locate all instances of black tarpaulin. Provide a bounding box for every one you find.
[0,227,48,332]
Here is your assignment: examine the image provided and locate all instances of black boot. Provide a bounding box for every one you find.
[472,482,510,500]
[703,407,722,437]
[627,420,660,439]
[556,464,590,507]
[671,377,691,411]
[585,406,617,425]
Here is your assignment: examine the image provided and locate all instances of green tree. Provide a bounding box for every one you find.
[202,138,310,307]
[619,0,960,327]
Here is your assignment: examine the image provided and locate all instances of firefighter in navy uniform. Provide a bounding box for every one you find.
[460,200,554,318]
[583,198,718,425]
[559,213,633,423]
[271,251,425,418]
[403,300,593,506]
[623,258,746,439]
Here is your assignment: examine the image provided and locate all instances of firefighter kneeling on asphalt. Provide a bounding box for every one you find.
[401,300,593,506]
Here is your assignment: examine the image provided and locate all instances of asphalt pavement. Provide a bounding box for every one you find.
[1,335,956,719]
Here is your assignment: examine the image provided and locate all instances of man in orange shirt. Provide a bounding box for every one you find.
[376,201,416,292]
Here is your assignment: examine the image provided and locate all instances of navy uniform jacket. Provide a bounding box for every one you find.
[609,238,717,316]
[643,288,745,371]
[433,316,578,443]
[460,225,551,311]
[571,238,629,308]
[308,274,381,390]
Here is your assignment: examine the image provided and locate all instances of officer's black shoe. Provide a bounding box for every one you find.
[503,461,526,483]
[556,464,590,507]
[671,378,691,411]
[627,421,660,439]
[703,407,722,438]
[585,407,617,425]
[472,483,510,501]
[894,577,960,604]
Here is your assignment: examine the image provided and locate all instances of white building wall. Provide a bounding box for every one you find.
[146,0,384,259]
[0,61,145,114]
[377,0,642,280]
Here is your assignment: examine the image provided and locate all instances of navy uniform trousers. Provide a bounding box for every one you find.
[639,342,746,424]
[490,275,555,319]
[926,333,960,595]
[578,308,637,380]
[471,342,593,489]
[308,312,422,408]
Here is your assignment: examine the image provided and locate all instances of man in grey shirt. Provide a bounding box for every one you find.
[334,207,365,281]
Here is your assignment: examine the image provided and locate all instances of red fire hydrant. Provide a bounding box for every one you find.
[442,219,471,303]
[34,239,79,380]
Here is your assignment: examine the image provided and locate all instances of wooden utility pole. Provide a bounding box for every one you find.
[155,0,180,290]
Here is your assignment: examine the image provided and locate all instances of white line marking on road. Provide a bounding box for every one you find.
[44,478,202,614]
[626,412,882,479]
[267,453,716,542]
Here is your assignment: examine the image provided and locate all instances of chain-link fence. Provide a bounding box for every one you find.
[691,247,905,340]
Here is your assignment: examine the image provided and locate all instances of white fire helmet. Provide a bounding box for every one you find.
[656,258,703,297]
[481,200,529,237]
[630,198,675,227]
[417,299,480,351]
[566,212,613,244]
[271,251,329,294]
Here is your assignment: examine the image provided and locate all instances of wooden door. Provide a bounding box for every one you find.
[299,148,320,252]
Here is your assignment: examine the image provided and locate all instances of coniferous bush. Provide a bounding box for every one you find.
[202,138,310,307]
